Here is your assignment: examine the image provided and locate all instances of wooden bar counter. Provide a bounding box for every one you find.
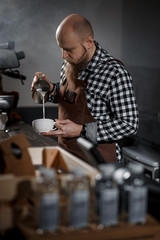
[0,120,58,147]
[17,215,160,240]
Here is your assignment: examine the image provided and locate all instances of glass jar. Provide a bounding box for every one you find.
[127,162,148,224]
[113,166,131,222]
[65,168,90,229]
[36,167,60,232]
[95,163,119,227]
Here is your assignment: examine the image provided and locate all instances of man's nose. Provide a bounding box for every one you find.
[62,50,68,59]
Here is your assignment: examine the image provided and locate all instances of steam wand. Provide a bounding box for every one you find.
[1,69,26,85]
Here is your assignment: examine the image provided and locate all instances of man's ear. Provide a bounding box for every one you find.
[84,36,94,49]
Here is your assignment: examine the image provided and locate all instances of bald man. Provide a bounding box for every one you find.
[32,14,138,164]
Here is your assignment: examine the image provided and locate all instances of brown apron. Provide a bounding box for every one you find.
[58,74,117,165]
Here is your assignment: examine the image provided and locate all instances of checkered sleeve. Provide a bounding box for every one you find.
[96,67,139,142]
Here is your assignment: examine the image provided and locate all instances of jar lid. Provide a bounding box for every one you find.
[71,168,86,177]
[127,162,144,174]
[113,167,131,185]
[39,166,56,179]
[99,163,117,178]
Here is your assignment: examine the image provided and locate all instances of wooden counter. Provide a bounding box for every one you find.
[17,215,160,240]
[0,120,58,147]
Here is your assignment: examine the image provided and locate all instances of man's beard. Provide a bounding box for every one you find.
[65,46,88,82]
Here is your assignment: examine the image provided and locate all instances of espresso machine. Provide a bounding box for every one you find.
[122,144,160,182]
[0,41,25,113]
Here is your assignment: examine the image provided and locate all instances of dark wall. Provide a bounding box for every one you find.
[121,0,160,147]
[16,106,58,125]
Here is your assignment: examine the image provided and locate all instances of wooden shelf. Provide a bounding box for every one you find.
[17,215,160,240]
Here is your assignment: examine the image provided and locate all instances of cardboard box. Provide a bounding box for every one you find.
[0,133,35,176]
[28,146,100,186]
[0,205,13,231]
[0,174,36,231]
[0,174,36,201]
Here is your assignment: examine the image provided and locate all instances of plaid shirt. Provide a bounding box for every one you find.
[50,41,139,161]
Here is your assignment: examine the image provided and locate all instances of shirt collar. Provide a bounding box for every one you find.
[82,41,110,75]
[85,41,101,72]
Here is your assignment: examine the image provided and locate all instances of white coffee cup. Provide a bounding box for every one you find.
[0,112,8,130]
[32,118,55,133]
